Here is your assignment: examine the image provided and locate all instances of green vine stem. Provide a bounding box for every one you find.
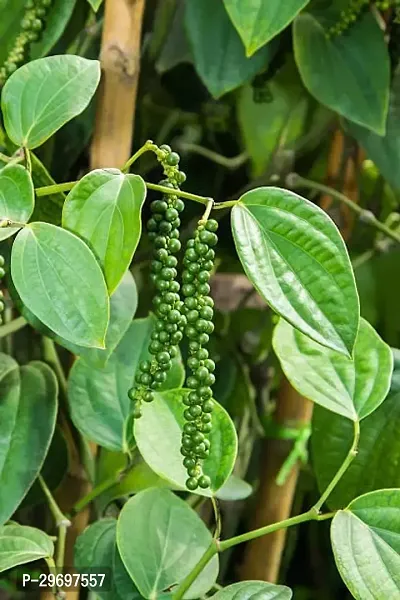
[0,316,26,338]
[313,419,360,512]
[42,337,68,397]
[38,475,71,570]
[35,181,77,196]
[122,139,158,172]
[173,419,361,600]
[178,142,248,170]
[287,173,400,244]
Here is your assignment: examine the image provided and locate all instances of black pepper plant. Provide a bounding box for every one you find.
[1,1,400,600]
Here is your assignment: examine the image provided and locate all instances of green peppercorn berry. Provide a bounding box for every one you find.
[127,387,136,400]
[168,238,181,253]
[140,373,152,386]
[184,409,196,421]
[192,431,205,444]
[206,219,218,232]
[194,442,206,455]
[202,399,214,413]
[182,283,196,297]
[197,348,209,360]
[160,143,172,152]
[183,456,196,469]
[171,331,183,344]
[132,401,142,419]
[182,436,193,449]
[202,413,212,423]
[166,152,180,166]
[189,341,200,352]
[198,270,210,283]
[154,371,167,383]
[184,423,197,435]
[187,376,199,389]
[165,208,179,221]
[189,405,202,417]
[198,283,211,296]
[204,359,215,372]
[200,306,213,320]
[198,475,211,489]
[187,357,199,370]
[151,199,168,213]
[199,386,212,398]
[202,422,212,433]
[144,391,154,403]
[186,477,199,490]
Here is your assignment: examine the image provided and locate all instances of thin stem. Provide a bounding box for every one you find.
[211,496,222,539]
[35,181,77,197]
[179,142,248,170]
[0,152,12,163]
[24,148,32,174]
[201,198,214,222]
[42,337,68,397]
[0,316,27,338]
[288,173,400,244]
[122,140,158,172]
[313,419,360,513]
[145,182,210,206]
[38,476,71,570]
[173,541,219,600]
[72,472,125,515]
[212,200,238,210]
[0,218,26,228]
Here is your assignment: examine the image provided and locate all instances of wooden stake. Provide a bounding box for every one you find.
[90,0,146,169]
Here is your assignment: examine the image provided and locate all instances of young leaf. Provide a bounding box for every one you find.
[210,581,292,600]
[1,55,100,149]
[0,164,34,240]
[62,169,146,293]
[347,62,400,191]
[185,0,273,98]
[30,0,78,59]
[134,389,238,495]
[293,11,389,134]
[68,316,185,451]
[75,518,142,600]
[11,222,109,348]
[223,0,309,56]
[231,186,359,356]
[331,490,400,599]
[116,489,219,598]
[273,318,392,420]
[312,391,400,510]
[0,524,54,573]
[0,361,58,526]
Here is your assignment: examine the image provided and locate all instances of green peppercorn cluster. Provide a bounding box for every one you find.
[0,256,5,324]
[128,146,187,418]
[0,0,53,85]
[327,0,369,37]
[180,218,218,491]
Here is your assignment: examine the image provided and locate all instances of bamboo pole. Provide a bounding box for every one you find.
[90,0,146,169]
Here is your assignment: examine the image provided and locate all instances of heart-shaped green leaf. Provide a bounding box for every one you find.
[0,359,58,525]
[347,63,400,191]
[312,391,400,510]
[331,490,400,599]
[1,55,100,149]
[0,524,54,573]
[68,316,185,451]
[293,11,389,134]
[0,164,34,240]
[210,581,292,600]
[75,518,142,600]
[185,0,273,98]
[223,0,309,56]
[11,222,109,348]
[273,317,392,420]
[63,169,146,293]
[117,489,219,599]
[231,186,359,356]
[134,389,238,495]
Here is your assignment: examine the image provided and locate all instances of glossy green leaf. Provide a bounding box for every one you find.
[63,169,146,293]
[231,186,359,356]
[30,0,78,59]
[215,475,253,501]
[11,222,109,348]
[273,318,392,420]
[95,450,171,513]
[0,360,58,525]
[30,152,64,225]
[134,389,237,495]
[1,55,100,149]
[331,490,400,599]
[237,65,309,177]
[312,392,400,510]
[223,0,309,55]
[0,524,54,573]
[0,164,34,240]
[68,316,185,451]
[293,11,389,134]
[75,518,142,600]
[347,63,400,191]
[117,489,219,599]
[12,270,137,368]
[185,0,273,98]
[211,581,292,600]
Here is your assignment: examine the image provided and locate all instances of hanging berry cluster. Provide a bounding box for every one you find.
[327,0,399,37]
[128,146,187,419]
[180,219,218,491]
[0,0,53,86]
